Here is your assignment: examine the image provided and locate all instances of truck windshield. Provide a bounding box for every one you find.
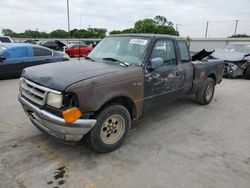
[88,37,149,65]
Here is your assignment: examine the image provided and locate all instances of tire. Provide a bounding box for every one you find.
[86,105,131,153]
[245,66,250,79]
[195,77,215,105]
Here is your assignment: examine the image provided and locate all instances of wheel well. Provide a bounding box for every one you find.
[208,73,216,83]
[96,97,136,120]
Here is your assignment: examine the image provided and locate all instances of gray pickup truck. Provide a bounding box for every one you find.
[18,34,224,153]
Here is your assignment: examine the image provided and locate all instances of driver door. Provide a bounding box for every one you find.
[0,47,29,78]
[143,39,184,113]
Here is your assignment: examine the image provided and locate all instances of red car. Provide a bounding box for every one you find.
[65,44,93,57]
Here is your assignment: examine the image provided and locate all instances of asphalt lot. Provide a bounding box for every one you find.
[0,78,249,188]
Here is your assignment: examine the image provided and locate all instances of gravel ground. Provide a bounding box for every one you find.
[0,78,249,188]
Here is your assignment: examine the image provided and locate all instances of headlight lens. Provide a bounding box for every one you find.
[46,92,63,108]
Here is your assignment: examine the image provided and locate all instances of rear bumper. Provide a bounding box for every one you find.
[18,95,96,142]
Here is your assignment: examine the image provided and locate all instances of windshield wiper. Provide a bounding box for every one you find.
[102,57,130,67]
[85,56,95,62]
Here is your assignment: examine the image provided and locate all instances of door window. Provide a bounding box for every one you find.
[177,41,190,63]
[33,47,52,56]
[151,40,177,66]
[4,47,29,59]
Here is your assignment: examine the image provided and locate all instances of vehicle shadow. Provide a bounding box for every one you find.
[31,95,198,153]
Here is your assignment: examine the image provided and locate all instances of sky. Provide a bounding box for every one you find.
[0,0,250,38]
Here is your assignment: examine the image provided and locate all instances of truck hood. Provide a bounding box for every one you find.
[23,60,126,91]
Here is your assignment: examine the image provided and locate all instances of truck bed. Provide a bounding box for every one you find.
[190,58,225,94]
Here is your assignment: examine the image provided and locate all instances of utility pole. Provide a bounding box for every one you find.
[78,15,82,60]
[234,20,239,35]
[176,24,179,32]
[67,0,70,37]
[205,21,209,38]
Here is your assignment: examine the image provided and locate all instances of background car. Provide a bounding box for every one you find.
[0,36,13,43]
[41,40,67,51]
[211,42,250,79]
[24,39,40,44]
[65,44,93,57]
[0,43,69,79]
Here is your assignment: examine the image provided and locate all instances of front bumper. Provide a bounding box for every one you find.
[18,95,96,142]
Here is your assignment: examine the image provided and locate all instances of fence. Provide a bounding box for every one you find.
[13,37,250,52]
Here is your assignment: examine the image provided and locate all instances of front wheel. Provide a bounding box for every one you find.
[195,77,215,105]
[86,105,131,153]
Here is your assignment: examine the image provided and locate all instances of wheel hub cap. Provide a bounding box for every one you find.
[100,114,125,145]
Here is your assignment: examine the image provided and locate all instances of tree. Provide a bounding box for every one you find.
[2,29,16,37]
[1,15,178,38]
[87,28,107,38]
[134,19,157,33]
[154,15,168,26]
[229,34,250,38]
[110,28,135,35]
[23,30,41,38]
[50,29,68,38]
[122,28,134,33]
[133,16,178,36]
[110,30,122,35]
[40,32,49,38]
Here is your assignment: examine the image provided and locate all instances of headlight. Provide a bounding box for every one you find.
[46,92,63,108]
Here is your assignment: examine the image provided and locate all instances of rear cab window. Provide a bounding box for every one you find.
[177,40,190,63]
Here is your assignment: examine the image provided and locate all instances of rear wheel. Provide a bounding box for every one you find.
[195,77,215,105]
[86,105,131,153]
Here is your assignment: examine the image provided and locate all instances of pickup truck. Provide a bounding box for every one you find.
[18,34,224,153]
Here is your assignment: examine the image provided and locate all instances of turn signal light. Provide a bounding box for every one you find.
[62,107,82,124]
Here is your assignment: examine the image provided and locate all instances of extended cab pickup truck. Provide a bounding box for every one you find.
[18,34,224,153]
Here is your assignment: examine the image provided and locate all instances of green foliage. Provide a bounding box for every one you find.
[1,28,107,39]
[50,29,68,38]
[2,15,178,38]
[121,28,134,33]
[229,34,250,38]
[134,19,157,33]
[110,15,178,36]
[2,29,16,37]
[109,30,123,35]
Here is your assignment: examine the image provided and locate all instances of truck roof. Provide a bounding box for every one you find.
[109,33,185,40]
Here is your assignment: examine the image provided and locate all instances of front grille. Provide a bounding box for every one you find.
[19,78,62,106]
[20,78,47,106]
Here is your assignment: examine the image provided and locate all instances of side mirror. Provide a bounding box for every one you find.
[148,58,163,71]
[0,56,6,62]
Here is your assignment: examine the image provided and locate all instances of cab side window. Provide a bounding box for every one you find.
[177,41,190,63]
[151,40,176,66]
